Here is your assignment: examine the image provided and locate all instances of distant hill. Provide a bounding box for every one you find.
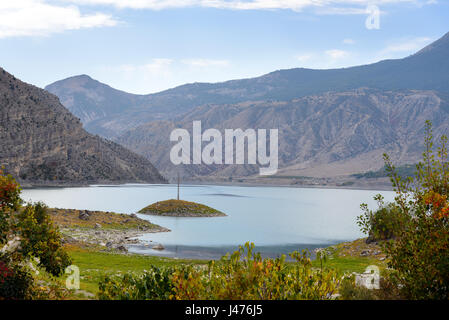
[352,164,417,179]
[45,32,449,139]
[0,67,166,185]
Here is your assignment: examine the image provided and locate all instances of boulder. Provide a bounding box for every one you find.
[360,250,370,257]
[79,210,90,221]
[117,245,128,253]
[152,244,165,251]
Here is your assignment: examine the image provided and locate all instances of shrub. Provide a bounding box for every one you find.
[0,169,21,244]
[98,243,341,300]
[0,170,71,299]
[339,276,378,300]
[98,266,175,300]
[0,258,33,300]
[358,195,409,242]
[17,202,72,276]
[172,243,340,300]
[339,275,403,300]
[360,121,449,299]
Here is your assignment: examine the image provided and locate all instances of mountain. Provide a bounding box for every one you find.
[45,31,449,181]
[0,67,166,185]
[116,88,449,180]
[45,32,449,139]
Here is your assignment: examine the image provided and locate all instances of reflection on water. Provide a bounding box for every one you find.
[21,184,394,259]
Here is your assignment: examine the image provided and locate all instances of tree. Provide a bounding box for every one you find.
[359,121,449,299]
[0,169,71,299]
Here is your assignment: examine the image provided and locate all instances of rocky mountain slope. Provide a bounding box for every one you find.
[116,88,449,180]
[0,67,166,185]
[46,32,449,139]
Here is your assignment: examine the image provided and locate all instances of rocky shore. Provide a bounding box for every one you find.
[49,208,170,253]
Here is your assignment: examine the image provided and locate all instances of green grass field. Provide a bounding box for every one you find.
[61,237,386,298]
[65,246,208,295]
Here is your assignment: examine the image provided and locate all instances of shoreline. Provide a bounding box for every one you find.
[23,179,394,192]
[49,208,170,253]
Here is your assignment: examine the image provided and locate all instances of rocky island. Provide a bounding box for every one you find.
[48,208,170,252]
[138,199,227,217]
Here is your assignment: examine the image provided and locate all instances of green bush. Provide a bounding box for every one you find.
[98,265,175,300]
[360,121,449,299]
[173,243,340,300]
[358,195,408,242]
[339,276,377,300]
[0,258,33,300]
[99,243,342,300]
[17,202,72,276]
[0,169,22,244]
[0,170,71,299]
[339,275,403,300]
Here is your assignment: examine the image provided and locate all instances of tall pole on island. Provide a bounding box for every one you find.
[177,172,180,200]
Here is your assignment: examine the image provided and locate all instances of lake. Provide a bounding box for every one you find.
[21,184,395,260]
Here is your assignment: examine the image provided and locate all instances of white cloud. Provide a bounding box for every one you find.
[181,59,230,67]
[0,0,117,38]
[66,0,429,12]
[325,49,349,59]
[144,58,173,71]
[295,54,312,63]
[114,58,173,78]
[101,58,234,93]
[293,49,355,69]
[66,0,315,11]
[314,6,368,15]
[380,37,433,55]
[343,38,355,44]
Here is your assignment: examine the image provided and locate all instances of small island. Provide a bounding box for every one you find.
[138,199,227,217]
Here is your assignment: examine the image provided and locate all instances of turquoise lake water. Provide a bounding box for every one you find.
[21,184,394,259]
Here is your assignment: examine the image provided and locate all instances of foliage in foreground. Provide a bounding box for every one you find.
[98,265,175,300]
[0,169,71,299]
[339,274,403,300]
[98,242,340,300]
[358,121,449,299]
[358,195,408,242]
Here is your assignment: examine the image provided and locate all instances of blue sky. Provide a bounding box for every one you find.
[0,0,448,94]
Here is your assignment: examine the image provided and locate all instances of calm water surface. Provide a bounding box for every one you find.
[21,184,394,259]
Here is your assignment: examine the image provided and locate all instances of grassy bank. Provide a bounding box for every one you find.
[48,208,160,230]
[64,246,207,296]
[311,238,387,274]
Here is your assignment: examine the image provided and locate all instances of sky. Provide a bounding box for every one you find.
[0,0,448,94]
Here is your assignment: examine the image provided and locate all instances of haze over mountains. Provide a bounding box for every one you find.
[0,67,166,185]
[45,32,449,181]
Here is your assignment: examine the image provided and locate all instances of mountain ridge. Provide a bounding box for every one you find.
[45,31,449,138]
[116,88,449,180]
[0,67,167,185]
